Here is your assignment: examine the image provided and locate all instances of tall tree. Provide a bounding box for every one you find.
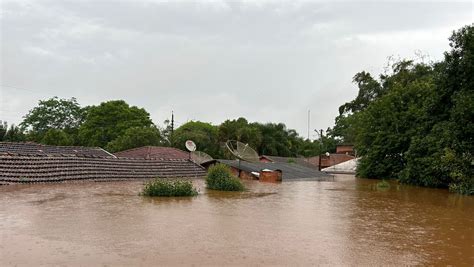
[20,97,86,141]
[332,24,473,194]
[78,100,153,148]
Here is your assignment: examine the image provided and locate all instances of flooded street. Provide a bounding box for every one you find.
[1,175,473,266]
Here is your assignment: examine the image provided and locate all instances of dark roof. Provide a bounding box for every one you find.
[0,154,206,183]
[261,155,319,170]
[217,159,331,180]
[114,146,189,160]
[0,142,114,158]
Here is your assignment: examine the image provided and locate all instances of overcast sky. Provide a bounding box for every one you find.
[1,0,472,139]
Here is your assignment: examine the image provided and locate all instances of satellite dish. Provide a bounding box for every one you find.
[190,151,214,165]
[185,140,196,152]
[225,140,259,162]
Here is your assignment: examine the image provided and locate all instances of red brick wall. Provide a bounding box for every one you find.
[336,145,354,155]
[307,154,355,168]
[230,167,257,180]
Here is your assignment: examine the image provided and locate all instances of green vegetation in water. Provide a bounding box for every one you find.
[287,158,296,163]
[376,180,391,189]
[206,163,245,191]
[335,25,474,195]
[141,179,198,197]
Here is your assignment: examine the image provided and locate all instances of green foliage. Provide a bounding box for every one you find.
[218,118,329,158]
[376,180,390,189]
[78,100,153,148]
[106,126,163,152]
[141,179,198,197]
[2,124,26,142]
[20,97,86,142]
[0,121,8,141]
[41,129,74,146]
[171,121,222,158]
[218,118,262,150]
[206,163,245,191]
[334,24,474,194]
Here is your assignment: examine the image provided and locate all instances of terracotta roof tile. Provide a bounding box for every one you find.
[114,146,189,160]
[0,142,114,158]
[0,154,206,183]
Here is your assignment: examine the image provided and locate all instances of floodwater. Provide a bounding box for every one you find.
[1,175,473,266]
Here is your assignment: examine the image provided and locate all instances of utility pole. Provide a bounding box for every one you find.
[315,129,323,171]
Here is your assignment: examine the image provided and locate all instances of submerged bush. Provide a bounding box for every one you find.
[141,179,198,197]
[206,163,245,191]
[376,179,391,189]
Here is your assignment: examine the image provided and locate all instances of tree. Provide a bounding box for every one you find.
[106,126,163,152]
[0,121,7,141]
[332,24,473,194]
[41,129,74,146]
[3,124,26,142]
[20,97,86,141]
[171,121,221,158]
[78,100,154,148]
[401,25,474,194]
[218,118,262,149]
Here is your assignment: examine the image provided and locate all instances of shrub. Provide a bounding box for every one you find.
[376,179,390,189]
[141,179,198,197]
[206,163,245,191]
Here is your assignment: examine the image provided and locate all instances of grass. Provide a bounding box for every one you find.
[206,163,245,191]
[141,179,198,197]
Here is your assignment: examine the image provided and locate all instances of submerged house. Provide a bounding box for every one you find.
[0,142,206,184]
[204,159,332,182]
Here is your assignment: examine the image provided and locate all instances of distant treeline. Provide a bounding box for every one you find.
[0,99,336,159]
[330,25,473,194]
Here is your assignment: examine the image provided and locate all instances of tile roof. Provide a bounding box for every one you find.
[114,146,189,160]
[0,154,206,183]
[217,159,332,180]
[0,142,114,158]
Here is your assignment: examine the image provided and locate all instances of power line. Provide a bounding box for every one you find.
[1,84,61,96]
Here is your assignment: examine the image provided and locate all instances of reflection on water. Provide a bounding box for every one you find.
[0,175,472,266]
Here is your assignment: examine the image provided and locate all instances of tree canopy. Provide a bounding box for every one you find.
[78,100,153,148]
[20,97,86,142]
[329,24,473,194]
[171,121,222,158]
[106,126,163,152]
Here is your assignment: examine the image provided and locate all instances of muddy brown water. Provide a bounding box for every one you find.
[1,175,473,266]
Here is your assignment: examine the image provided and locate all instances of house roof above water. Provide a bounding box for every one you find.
[0,142,115,158]
[114,146,189,160]
[217,159,332,180]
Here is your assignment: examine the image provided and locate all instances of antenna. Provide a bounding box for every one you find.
[185,140,196,152]
[190,151,214,165]
[225,140,259,162]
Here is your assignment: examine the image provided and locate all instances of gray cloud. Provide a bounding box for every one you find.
[1,0,472,138]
